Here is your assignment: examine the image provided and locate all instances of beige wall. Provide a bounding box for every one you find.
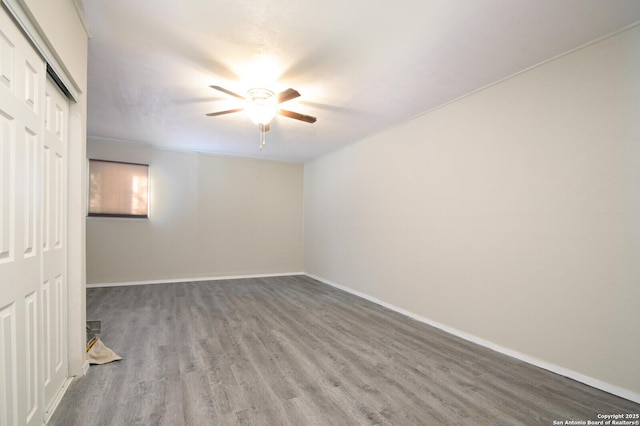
[304,26,640,398]
[22,0,88,89]
[87,139,304,284]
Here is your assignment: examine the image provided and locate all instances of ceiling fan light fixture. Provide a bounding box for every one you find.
[246,88,278,125]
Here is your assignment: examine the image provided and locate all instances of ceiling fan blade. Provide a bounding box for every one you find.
[277,88,301,104]
[205,108,244,117]
[209,85,246,100]
[278,109,317,123]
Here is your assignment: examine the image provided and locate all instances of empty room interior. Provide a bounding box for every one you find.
[1,1,640,425]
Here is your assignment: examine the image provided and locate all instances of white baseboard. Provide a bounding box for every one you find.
[44,377,73,424]
[304,273,640,404]
[45,362,91,422]
[86,272,305,288]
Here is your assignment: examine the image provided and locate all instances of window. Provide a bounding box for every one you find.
[88,159,149,218]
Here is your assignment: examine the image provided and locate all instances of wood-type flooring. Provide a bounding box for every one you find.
[49,275,639,425]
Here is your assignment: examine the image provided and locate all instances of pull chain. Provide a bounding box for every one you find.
[259,124,267,150]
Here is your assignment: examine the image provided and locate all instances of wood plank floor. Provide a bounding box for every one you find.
[49,276,639,425]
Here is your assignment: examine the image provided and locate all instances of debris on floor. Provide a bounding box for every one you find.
[86,337,122,365]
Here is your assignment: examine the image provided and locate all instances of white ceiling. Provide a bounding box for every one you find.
[85,1,640,163]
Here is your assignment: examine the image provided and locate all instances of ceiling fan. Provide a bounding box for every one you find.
[206,85,316,126]
[206,85,317,150]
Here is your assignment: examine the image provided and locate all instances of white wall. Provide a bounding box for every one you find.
[304,26,640,399]
[87,138,304,284]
